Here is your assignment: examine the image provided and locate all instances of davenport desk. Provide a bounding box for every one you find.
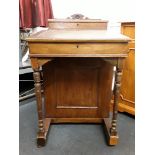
[27,19,130,147]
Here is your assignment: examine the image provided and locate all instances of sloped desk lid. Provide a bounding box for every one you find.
[26,29,131,43]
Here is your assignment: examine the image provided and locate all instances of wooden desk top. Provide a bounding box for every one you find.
[27,29,130,43]
[27,18,131,59]
[48,19,108,23]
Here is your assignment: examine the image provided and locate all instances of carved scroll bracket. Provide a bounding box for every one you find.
[30,57,54,70]
[101,58,124,67]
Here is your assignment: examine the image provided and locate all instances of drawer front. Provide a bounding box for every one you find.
[129,40,135,49]
[48,22,107,30]
[29,43,129,56]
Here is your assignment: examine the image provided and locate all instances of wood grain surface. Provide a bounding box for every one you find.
[27,29,130,43]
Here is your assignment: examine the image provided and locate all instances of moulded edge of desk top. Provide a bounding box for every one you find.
[26,29,131,43]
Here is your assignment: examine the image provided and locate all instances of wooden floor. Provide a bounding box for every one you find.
[19,98,135,155]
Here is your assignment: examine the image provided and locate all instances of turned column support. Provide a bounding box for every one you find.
[110,59,123,136]
[103,58,123,145]
[31,57,53,147]
[33,69,44,132]
[33,68,46,147]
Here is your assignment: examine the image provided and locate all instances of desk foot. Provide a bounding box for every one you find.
[37,118,51,147]
[37,132,46,147]
[103,118,119,145]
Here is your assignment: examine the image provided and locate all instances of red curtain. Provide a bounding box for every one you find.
[19,0,54,28]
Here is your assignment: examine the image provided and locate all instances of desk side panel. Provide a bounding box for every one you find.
[42,58,113,118]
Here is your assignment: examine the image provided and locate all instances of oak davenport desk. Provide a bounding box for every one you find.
[26,19,130,147]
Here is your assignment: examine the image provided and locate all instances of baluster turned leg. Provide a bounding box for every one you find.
[33,69,46,147]
[110,66,122,136]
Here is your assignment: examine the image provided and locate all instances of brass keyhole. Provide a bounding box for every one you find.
[77,23,79,26]
[77,45,79,48]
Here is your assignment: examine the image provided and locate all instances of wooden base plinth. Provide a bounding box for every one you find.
[110,100,135,116]
[118,103,135,115]
[103,118,119,145]
[37,117,119,147]
[50,118,103,123]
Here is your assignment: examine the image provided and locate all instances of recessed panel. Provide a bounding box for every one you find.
[55,67,99,108]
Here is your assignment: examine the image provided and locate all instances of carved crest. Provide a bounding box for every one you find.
[67,14,89,20]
